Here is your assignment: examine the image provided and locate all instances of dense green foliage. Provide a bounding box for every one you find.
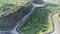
[32,0,43,4]
[59,14,60,17]
[19,3,60,34]
[0,2,28,17]
[0,1,32,31]
[19,7,51,34]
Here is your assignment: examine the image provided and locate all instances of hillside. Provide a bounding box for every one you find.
[0,0,32,31]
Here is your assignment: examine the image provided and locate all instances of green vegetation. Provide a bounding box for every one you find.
[0,1,32,31]
[19,8,51,34]
[32,0,43,4]
[59,14,60,17]
[0,0,60,34]
[0,2,28,17]
[19,3,60,34]
[0,2,18,17]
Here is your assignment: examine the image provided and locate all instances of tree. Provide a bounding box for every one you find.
[59,14,60,17]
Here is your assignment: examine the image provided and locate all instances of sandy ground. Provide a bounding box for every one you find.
[55,13,60,34]
[50,13,60,34]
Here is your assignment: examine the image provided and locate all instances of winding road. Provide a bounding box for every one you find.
[0,1,48,34]
[10,2,48,34]
[0,0,60,34]
[9,1,48,34]
[10,7,36,34]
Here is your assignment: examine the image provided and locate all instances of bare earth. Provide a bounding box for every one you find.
[50,13,60,34]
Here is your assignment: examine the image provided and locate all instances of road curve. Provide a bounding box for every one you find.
[10,7,36,34]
